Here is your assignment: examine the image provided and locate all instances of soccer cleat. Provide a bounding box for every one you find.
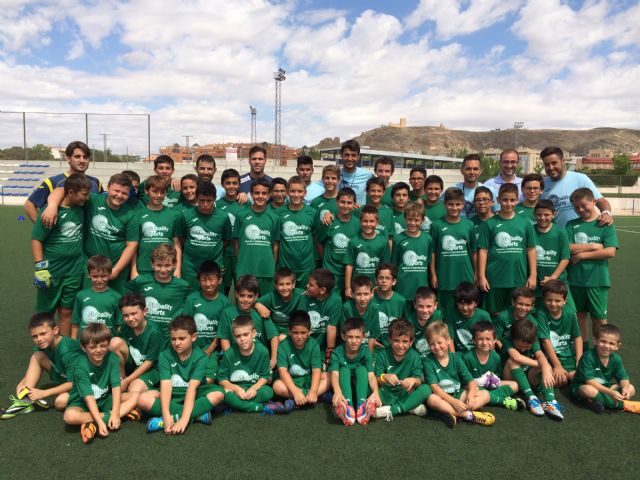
[126,408,142,422]
[196,411,211,425]
[527,396,545,416]
[470,411,496,426]
[479,372,501,389]
[622,400,640,414]
[146,416,164,433]
[318,391,334,404]
[374,405,393,422]
[438,412,457,428]
[514,397,527,411]
[502,397,518,411]
[0,396,34,419]
[262,400,294,415]
[585,399,605,414]
[17,387,49,409]
[409,404,427,417]
[334,402,355,426]
[356,398,376,425]
[80,422,97,444]
[542,400,564,421]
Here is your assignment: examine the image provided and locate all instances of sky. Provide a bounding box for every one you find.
[0,0,639,156]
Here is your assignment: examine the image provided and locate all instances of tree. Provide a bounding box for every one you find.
[613,154,631,175]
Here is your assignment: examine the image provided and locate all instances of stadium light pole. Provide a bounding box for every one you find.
[513,121,524,148]
[250,106,257,144]
[98,133,111,163]
[182,135,192,163]
[274,68,286,168]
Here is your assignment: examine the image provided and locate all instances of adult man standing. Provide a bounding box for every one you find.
[483,149,523,198]
[540,146,612,227]
[24,141,103,222]
[454,153,497,218]
[238,145,273,194]
[338,139,373,205]
[296,155,324,203]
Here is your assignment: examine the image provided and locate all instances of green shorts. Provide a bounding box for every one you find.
[182,274,200,290]
[48,366,69,385]
[152,383,224,402]
[223,255,236,290]
[483,287,513,315]
[205,353,219,380]
[124,357,160,388]
[67,394,113,412]
[36,275,83,312]
[250,277,273,297]
[379,386,410,405]
[291,375,312,394]
[570,286,609,320]
[558,355,576,373]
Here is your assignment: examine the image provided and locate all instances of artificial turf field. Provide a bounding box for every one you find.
[0,205,639,480]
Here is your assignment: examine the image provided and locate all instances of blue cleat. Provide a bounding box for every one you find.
[146,416,164,433]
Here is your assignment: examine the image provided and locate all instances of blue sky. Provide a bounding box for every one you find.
[1,0,639,155]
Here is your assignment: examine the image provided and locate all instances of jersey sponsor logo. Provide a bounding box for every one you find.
[536,245,558,262]
[91,214,118,234]
[494,232,523,248]
[230,369,259,383]
[394,222,404,235]
[402,250,427,267]
[378,311,392,333]
[194,313,216,335]
[438,379,460,394]
[574,232,600,244]
[128,345,145,365]
[356,252,379,269]
[550,331,571,350]
[141,221,170,238]
[288,364,309,377]
[82,306,111,324]
[442,235,466,251]
[171,373,189,388]
[414,338,430,354]
[189,225,220,242]
[91,383,109,399]
[244,224,271,241]
[332,233,349,249]
[456,328,473,349]
[60,221,82,238]
[145,296,173,317]
[421,216,432,231]
[308,310,325,331]
[282,220,309,239]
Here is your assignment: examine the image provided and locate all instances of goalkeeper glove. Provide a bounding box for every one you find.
[34,260,52,289]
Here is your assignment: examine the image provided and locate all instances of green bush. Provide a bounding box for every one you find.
[588,174,638,187]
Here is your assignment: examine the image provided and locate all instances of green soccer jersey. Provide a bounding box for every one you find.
[493,307,536,343]
[408,309,443,358]
[392,210,407,236]
[535,307,581,361]
[40,336,83,382]
[374,346,423,382]
[374,292,408,344]
[477,214,537,288]
[303,291,342,350]
[217,197,244,257]
[328,343,374,372]
[535,224,570,284]
[448,307,491,352]
[138,182,181,209]
[217,343,272,387]
[424,201,447,228]
[463,349,502,380]
[392,231,432,300]
[430,217,476,291]
[354,204,395,238]
[258,288,306,334]
[217,305,278,349]
[277,205,317,274]
[334,300,381,344]
[235,207,280,278]
[136,206,180,274]
[176,206,232,280]
[317,215,360,277]
[471,215,490,249]
[183,291,231,349]
[423,352,473,396]
[344,233,390,280]
[310,195,338,223]
[119,320,163,367]
[276,336,322,379]
[68,351,120,404]
[124,274,192,339]
[574,347,628,388]
[516,203,536,225]
[84,193,139,267]
[565,218,619,287]
[158,346,207,393]
[71,287,122,336]
[31,205,85,277]
[500,337,541,365]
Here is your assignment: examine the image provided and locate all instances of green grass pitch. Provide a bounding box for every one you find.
[1,206,639,479]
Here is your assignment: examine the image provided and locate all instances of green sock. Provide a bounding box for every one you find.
[594,392,624,410]
[510,368,533,397]
[339,367,354,405]
[536,373,555,401]
[354,366,369,405]
[398,384,431,413]
[224,392,262,412]
[488,385,515,405]
[192,396,215,418]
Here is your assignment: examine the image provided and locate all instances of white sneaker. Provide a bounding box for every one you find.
[374,405,393,421]
[409,404,427,417]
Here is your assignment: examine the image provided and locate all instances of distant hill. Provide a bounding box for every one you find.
[315,126,640,156]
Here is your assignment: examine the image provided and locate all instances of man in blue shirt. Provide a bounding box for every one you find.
[239,145,273,194]
[338,139,373,205]
[483,149,523,199]
[453,153,497,218]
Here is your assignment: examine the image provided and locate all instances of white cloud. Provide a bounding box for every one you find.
[66,38,84,60]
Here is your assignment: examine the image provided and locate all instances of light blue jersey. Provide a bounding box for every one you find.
[541,171,603,227]
[340,167,373,205]
[304,181,325,204]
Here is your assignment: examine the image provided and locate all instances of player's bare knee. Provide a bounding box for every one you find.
[55,393,69,410]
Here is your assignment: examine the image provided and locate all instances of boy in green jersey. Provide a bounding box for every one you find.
[409,287,445,358]
[536,280,583,387]
[430,187,476,319]
[276,176,317,287]
[355,177,395,240]
[218,169,244,295]
[138,155,181,208]
[391,182,411,236]
[310,164,340,229]
[493,287,536,349]
[177,181,232,289]
[501,319,562,420]
[124,244,192,341]
[328,276,380,353]
[409,166,426,203]
[374,263,408,345]
[373,319,431,421]
[470,186,495,241]
[571,324,640,414]
[478,183,537,316]
[255,268,306,338]
[393,202,432,304]
[132,175,181,278]
[269,177,288,211]
[330,317,381,426]
[72,256,122,339]
[218,275,279,369]
[304,268,342,357]
[273,311,328,407]
[516,173,543,224]
[463,321,524,411]
[64,324,139,444]
[235,177,281,296]
[109,294,162,397]
[140,316,225,433]
[448,282,492,352]
[2,313,82,419]
[344,206,390,296]
[178,174,198,209]
[423,175,447,229]
[566,188,618,342]
[218,315,293,414]
[31,173,91,336]
[423,322,495,428]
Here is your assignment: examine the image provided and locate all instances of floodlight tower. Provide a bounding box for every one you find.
[98,133,111,162]
[274,68,286,165]
[250,106,257,144]
[513,121,524,148]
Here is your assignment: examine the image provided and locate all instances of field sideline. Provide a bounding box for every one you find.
[0,206,639,480]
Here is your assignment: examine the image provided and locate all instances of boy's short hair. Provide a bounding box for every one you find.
[64,173,91,194]
[288,175,306,189]
[375,262,397,279]
[360,205,378,219]
[455,281,480,304]
[498,183,519,198]
[414,286,437,302]
[121,169,140,184]
[374,156,394,174]
[462,154,481,166]
[288,310,311,330]
[425,321,450,341]
[474,186,494,200]
[404,201,424,219]
[472,320,496,339]
[596,324,621,340]
[341,316,364,334]
[154,155,175,170]
[522,173,544,189]
[236,275,260,296]
[366,176,387,192]
[510,319,537,344]
[87,255,112,274]
[270,177,288,191]
[198,260,221,279]
[65,140,91,158]
[119,293,146,311]
[444,187,464,203]
[425,175,444,189]
[351,275,374,292]
[196,180,217,198]
[388,318,415,340]
[249,145,267,158]
[196,154,216,168]
[29,312,56,330]
[310,268,335,292]
[181,173,198,185]
[535,199,555,212]
[170,315,197,335]
[409,166,426,177]
[144,175,168,192]
[540,146,564,160]
[80,322,112,347]
[391,182,410,197]
[512,287,535,301]
[275,267,296,283]
[251,177,271,193]
[341,139,360,155]
[108,173,133,188]
[541,279,568,299]
[151,244,177,264]
[322,164,340,178]
[221,168,240,182]
[296,155,313,168]
[570,187,595,203]
[232,315,254,331]
[337,187,356,202]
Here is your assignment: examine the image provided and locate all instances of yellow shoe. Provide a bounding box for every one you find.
[623,400,640,414]
[471,411,496,426]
